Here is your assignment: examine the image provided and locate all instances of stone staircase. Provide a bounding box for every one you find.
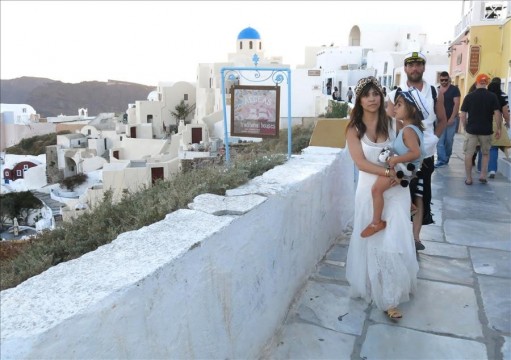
[32,191,65,217]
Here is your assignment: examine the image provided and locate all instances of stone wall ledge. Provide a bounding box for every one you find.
[0,146,355,360]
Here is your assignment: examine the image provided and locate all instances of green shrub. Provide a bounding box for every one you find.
[325,100,349,119]
[5,131,71,155]
[60,174,88,191]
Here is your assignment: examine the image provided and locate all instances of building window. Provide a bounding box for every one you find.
[16,170,22,177]
[407,33,410,39]
[383,62,388,74]
[240,41,242,50]
[22,108,27,113]
[88,129,91,135]
[184,94,189,101]
[259,42,261,50]
[23,164,29,170]
[4,170,9,177]
[147,114,153,123]
[249,41,253,50]
[457,53,462,65]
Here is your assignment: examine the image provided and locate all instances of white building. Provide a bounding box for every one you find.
[125,82,196,140]
[317,24,449,100]
[194,25,450,142]
[0,104,56,151]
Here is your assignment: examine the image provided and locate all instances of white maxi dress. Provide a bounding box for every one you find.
[346,122,419,311]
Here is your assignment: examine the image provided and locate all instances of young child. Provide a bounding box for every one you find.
[361,88,428,238]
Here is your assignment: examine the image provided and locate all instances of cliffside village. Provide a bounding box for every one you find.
[1,1,510,236]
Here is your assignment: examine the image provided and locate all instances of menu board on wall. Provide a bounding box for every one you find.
[469,46,481,76]
[230,85,280,138]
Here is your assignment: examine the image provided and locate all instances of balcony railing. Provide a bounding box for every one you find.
[453,1,508,40]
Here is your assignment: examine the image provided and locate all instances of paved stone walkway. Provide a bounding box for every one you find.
[266,134,511,360]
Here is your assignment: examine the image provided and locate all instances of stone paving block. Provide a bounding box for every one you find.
[268,322,355,360]
[503,336,511,360]
[361,324,487,360]
[470,247,511,277]
[430,199,443,224]
[445,219,511,251]
[417,254,474,285]
[313,262,346,282]
[420,240,469,259]
[370,279,482,338]
[444,196,511,222]
[477,275,511,333]
[293,281,366,336]
[491,181,511,212]
[419,224,445,242]
[325,244,348,262]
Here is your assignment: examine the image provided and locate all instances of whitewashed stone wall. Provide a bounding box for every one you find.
[0,146,355,359]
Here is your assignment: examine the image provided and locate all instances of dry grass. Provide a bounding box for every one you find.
[0,124,314,290]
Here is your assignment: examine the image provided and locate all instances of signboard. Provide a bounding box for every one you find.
[469,45,481,76]
[230,85,280,138]
[308,69,321,76]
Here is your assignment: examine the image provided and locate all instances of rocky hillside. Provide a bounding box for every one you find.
[1,77,156,117]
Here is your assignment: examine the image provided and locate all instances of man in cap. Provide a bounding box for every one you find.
[387,51,447,251]
[460,73,501,184]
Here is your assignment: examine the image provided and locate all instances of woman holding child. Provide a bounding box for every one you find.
[345,77,421,319]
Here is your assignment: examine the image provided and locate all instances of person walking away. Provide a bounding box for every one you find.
[345,76,418,320]
[386,52,447,251]
[347,87,354,103]
[476,77,511,177]
[435,71,461,168]
[460,73,501,185]
[361,88,427,238]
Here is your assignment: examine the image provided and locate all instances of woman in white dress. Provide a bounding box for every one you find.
[345,77,419,319]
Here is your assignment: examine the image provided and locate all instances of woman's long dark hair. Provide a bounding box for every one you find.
[346,83,391,139]
[488,82,504,110]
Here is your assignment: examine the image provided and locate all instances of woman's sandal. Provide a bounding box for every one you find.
[360,221,386,238]
[385,308,402,319]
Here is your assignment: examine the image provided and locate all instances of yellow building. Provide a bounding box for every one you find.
[449,0,510,98]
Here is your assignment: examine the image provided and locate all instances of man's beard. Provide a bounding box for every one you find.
[407,72,423,82]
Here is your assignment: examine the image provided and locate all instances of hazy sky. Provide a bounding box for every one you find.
[1,1,463,86]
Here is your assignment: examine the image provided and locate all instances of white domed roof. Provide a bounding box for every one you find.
[147,91,158,101]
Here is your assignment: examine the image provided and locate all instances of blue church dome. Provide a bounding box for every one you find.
[237,27,261,40]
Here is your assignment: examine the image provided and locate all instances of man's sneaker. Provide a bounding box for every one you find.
[489,171,496,179]
[434,162,446,168]
[415,240,426,251]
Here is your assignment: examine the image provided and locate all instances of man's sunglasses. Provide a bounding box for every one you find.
[440,79,449,82]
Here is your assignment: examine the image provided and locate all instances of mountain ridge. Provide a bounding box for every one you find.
[1,76,156,117]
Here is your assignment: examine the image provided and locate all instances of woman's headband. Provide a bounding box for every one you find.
[354,76,384,98]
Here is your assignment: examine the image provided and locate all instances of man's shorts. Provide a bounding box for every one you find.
[464,133,492,155]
